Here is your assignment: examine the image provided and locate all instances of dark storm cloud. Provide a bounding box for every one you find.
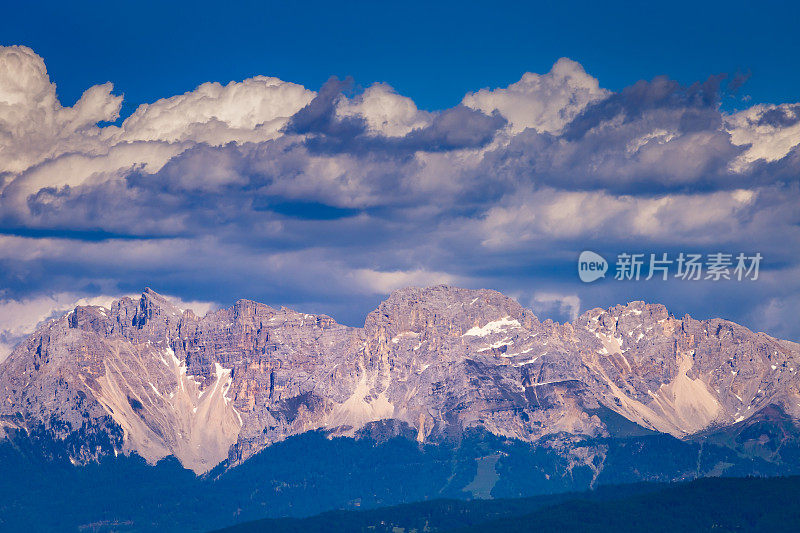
[755,104,800,128]
[564,75,727,140]
[286,77,506,155]
[397,106,507,151]
[468,74,779,194]
[476,124,746,193]
[285,76,366,139]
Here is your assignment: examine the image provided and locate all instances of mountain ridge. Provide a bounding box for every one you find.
[1,285,798,476]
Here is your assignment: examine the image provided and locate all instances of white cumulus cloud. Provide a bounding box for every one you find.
[725,103,800,169]
[108,76,314,145]
[531,292,581,321]
[336,83,432,136]
[0,45,122,175]
[462,57,609,134]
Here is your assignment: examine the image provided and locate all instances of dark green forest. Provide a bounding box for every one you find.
[217,475,800,533]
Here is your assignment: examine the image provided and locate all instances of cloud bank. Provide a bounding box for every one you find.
[0,45,798,353]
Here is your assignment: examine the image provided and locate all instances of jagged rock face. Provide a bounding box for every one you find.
[1,285,799,474]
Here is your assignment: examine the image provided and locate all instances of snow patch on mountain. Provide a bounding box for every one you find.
[463,316,521,337]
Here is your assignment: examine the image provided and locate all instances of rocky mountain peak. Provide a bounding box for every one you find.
[365,285,538,337]
[67,305,113,336]
[135,287,182,325]
[575,301,670,327]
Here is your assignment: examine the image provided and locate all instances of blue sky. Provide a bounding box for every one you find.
[0,1,799,356]
[3,0,799,112]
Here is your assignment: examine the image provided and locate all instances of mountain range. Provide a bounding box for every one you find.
[1,285,799,530]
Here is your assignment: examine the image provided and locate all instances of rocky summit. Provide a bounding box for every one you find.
[1,286,799,476]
